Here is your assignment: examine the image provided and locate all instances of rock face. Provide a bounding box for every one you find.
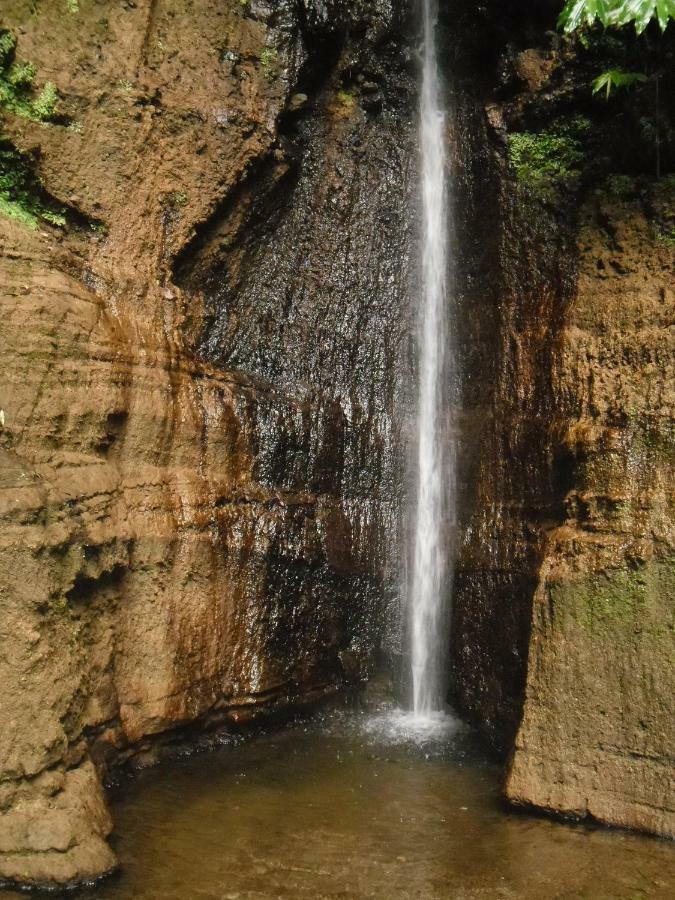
[449,4,674,838]
[504,191,675,837]
[0,0,673,889]
[0,0,414,886]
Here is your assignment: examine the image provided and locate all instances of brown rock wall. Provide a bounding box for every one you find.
[449,10,674,836]
[0,0,414,886]
[505,191,675,836]
[1,1,672,887]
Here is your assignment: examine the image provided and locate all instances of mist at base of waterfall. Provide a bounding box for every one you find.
[359,706,463,750]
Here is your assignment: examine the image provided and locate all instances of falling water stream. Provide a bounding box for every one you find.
[411,0,452,717]
[0,8,669,899]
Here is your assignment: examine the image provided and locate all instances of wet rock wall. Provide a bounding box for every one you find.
[446,0,675,836]
[0,0,415,886]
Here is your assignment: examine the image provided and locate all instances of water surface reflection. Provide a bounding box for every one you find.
[9,711,673,899]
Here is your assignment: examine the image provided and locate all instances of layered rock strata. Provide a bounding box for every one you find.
[1,0,673,887]
[449,4,674,837]
[0,0,414,885]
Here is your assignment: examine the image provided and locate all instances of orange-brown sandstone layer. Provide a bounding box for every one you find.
[450,21,674,838]
[0,0,413,885]
[1,0,673,888]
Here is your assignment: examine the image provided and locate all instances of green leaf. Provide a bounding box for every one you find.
[558,0,675,32]
[655,0,675,29]
[559,0,595,30]
[0,31,16,68]
[628,0,658,32]
[31,81,58,120]
[41,209,66,227]
[7,61,35,88]
[592,67,649,97]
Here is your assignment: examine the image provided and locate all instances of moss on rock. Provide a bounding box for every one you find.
[0,143,65,229]
[0,30,59,124]
[507,116,591,200]
[553,557,675,640]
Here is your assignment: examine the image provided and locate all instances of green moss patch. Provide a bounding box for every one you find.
[337,89,356,108]
[259,48,279,82]
[553,557,675,640]
[0,30,59,123]
[507,116,591,200]
[0,143,65,229]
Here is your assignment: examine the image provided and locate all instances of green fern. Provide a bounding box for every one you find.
[31,81,58,119]
[592,67,649,97]
[0,31,16,68]
[507,118,590,198]
[0,145,66,230]
[559,0,675,34]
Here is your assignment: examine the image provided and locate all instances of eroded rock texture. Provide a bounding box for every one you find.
[449,4,674,838]
[0,0,414,885]
[0,0,673,888]
[505,191,675,837]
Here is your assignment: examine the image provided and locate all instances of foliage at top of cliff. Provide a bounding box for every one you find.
[0,30,59,123]
[559,0,675,33]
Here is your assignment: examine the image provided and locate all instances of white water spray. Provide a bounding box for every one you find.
[410,0,452,717]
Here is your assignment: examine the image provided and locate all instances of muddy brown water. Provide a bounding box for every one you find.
[6,710,674,899]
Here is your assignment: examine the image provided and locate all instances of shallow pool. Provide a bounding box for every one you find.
[7,709,674,899]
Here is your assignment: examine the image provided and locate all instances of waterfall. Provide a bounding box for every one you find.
[410,0,452,717]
